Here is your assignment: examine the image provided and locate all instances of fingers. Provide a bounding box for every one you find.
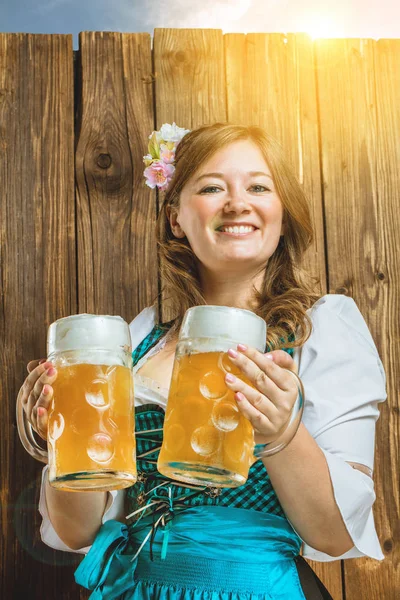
[229,346,296,393]
[224,345,299,441]
[27,365,57,421]
[31,400,50,441]
[233,392,278,443]
[225,370,284,431]
[266,349,299,375]
[21,362,51,414]
[20,360,57,441]
[27,358,47,373]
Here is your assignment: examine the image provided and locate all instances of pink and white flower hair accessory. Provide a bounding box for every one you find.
[143,122,190,191]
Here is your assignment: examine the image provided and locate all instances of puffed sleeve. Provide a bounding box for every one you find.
[293,294,387,561]
[39,464,126,553]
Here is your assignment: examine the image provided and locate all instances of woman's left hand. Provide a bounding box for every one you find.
[225,346,300,445]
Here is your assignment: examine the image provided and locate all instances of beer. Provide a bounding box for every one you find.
[48,363,136,491]
[158,350,256,487]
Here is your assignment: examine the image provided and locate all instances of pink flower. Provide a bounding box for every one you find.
[160,144,175,164]
[144,161,175,191]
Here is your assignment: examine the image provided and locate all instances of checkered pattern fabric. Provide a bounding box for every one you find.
[132,319,294,367]
[127,320,295,520]
[131,319,176,367]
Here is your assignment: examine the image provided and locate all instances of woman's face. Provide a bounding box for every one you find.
[169,139,285,274]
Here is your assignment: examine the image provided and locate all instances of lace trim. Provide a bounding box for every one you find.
[134,373,169,399]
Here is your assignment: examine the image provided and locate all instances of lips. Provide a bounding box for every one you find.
[216,229,258,237]
[217,223,258,231]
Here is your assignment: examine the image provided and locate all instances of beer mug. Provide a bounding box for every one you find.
[17,314,137,492]
[157,306,304,487]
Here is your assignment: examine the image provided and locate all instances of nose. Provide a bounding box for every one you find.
[222,189,251,214]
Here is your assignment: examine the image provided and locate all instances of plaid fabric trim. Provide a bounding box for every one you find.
[128,319,295,520]
[132,320,295,367]
[132,319,176,368]
[126,405,213,515]
[127,404,285,518]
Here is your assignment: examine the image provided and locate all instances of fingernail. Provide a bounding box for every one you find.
[43,385,50,395]
[39,359,47,364]
[225,373,236,383]
[237,344,247,352]
[228,348,238,358]
[47,367,56,376]
[38,407,46,417]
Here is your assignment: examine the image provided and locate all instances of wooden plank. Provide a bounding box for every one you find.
[348,38,399,600]
[225,32,327,299]
[0,33,78,598]
[225,32,338,598]
[153,28,227,322]
[75,31,157,319]
[316,37,398,599]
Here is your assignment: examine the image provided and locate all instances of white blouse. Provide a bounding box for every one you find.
[38,294,387,562]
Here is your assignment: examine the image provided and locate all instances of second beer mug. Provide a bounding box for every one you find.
[17,314,137,492]
[157,306,304,488]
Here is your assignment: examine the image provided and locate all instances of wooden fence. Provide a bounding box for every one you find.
[0,29,398,599]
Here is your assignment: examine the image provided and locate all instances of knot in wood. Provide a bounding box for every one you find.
[377,272,385,281]
[383,539,393,552]
[335,287,348,295]
[175,50,186,63]
[97,153,112,169]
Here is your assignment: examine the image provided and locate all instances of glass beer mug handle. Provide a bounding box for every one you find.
[16,395,48,464]
[253,369,305,459]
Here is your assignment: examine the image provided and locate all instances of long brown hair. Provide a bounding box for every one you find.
[153,122,322,352]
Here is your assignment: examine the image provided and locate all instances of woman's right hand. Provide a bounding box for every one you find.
[17,359,58,441]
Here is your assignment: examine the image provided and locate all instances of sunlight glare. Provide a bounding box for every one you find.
[299,13,346,40]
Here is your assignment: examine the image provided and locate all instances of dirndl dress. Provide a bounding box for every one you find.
[74,322,308,600]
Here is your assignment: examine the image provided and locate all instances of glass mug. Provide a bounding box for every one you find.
[17,314,137,492]
[157,306,304,487]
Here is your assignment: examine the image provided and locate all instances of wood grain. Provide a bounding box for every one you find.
[75,31,157,320]
[225,31,327,301]
[316,37,399,599]
[153,28,227,322]
[0,33,78,598]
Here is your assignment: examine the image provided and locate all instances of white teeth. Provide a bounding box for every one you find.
[220,226,255,233]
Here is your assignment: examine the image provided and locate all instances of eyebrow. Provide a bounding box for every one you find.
[194,171,273,184]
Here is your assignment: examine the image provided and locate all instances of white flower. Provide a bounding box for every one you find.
[148,130,162,142]
[159,122,190,143]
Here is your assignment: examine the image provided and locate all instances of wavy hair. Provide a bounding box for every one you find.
[153,122,322,352]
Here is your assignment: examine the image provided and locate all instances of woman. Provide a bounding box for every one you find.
[20,123,387,599]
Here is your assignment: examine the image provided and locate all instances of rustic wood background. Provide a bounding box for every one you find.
[0,30,398,599]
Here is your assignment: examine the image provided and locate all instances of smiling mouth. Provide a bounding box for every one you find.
[215,229,259,237]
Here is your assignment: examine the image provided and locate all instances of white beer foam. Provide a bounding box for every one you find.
[179,306,266,353]
[47,314,132,364]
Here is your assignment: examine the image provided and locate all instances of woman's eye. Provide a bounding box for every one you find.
[200,186,221,194]
[251,185,270,192]
[200,185,270,194]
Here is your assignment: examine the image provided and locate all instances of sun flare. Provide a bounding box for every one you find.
[299,13,346,40]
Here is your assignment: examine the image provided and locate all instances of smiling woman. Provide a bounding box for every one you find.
[30,122,387,600]
[167,140,286,298]
[158,123,321,355]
